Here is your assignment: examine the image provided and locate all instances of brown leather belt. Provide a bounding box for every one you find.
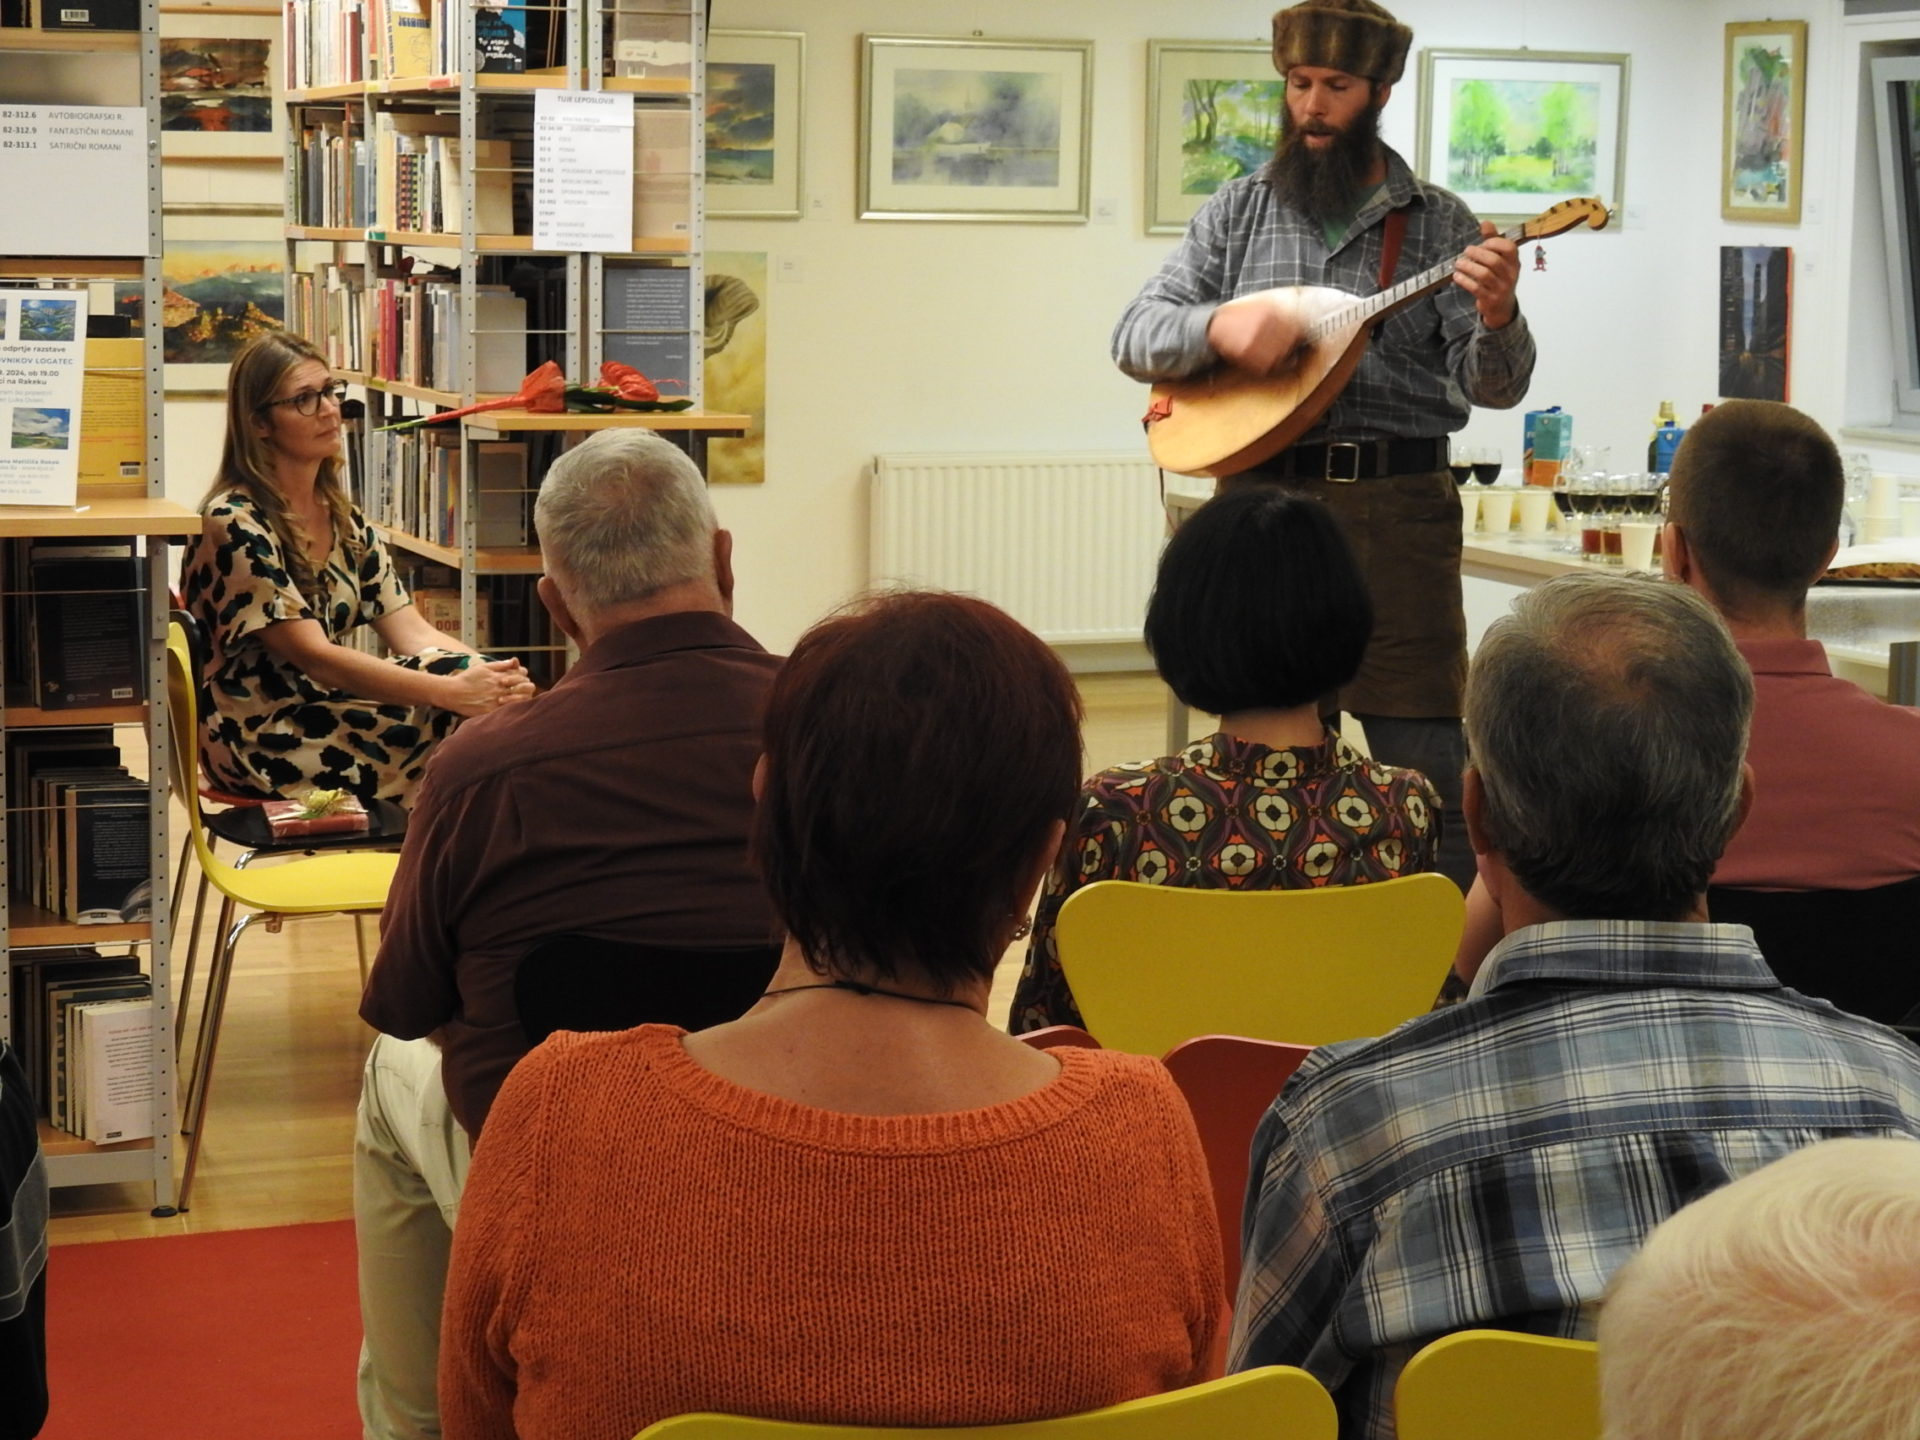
[1242,437,1450,484]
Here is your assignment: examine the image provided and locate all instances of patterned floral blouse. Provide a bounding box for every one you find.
[1009,730,1442,1035]
[182,488,474,804]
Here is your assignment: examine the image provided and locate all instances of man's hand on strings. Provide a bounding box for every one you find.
[1208,301,1304,375]
[1454,220,1521,330]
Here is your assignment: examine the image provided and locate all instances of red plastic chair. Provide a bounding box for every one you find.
[1014,1024,1102,1051]
[1160,1034,1314,1301]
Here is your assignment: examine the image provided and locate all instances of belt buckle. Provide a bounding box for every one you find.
[1324,442,1362,483]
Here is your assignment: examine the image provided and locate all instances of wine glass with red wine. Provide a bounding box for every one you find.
[1472,447,1503,485]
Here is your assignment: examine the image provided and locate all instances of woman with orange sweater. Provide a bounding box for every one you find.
[439,591,1223,1439]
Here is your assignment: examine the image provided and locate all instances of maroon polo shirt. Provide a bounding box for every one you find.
[359,609,781,1134]
[1716,635,1920,890]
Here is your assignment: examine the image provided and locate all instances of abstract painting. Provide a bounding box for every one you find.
[1417,49,1628,222]
[162,208,285,391]
[159,11,284,160]
[707,30,804,220]
[861,35,1091,222]
[1723,21,1807,224]
[1719,245,1791,401]
[1147,41,1281,233]
[704,251,767,485]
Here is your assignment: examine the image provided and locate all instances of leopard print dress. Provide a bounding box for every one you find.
[181,488,475,804]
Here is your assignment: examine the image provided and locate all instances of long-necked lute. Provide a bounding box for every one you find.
[1143,196,1610,478]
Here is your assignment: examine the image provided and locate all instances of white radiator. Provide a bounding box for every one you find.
[869,452,1179,645]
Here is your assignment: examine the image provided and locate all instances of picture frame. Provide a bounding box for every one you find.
[1723,20,1808,225]
[158,9,285,162]
[859,34,1093,223]
[1146,40,1280,235]
[158,205,286,394]
[706,29,805,221]
[1415,48,1628,224]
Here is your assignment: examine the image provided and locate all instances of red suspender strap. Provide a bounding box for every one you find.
[1378,208,1408,289]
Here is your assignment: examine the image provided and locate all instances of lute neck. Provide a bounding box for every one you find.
[1304,217,1526,343]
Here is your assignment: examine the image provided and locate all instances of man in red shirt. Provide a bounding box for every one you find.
[354,428,781,1440]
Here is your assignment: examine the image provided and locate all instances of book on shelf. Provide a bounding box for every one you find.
[292,110,371,229]
[26,539,145,711]
[370,277,526,393]
[474,0,526,73]
[73,995,154,1143]
[632,106,693,242]
[1,0,29,27]
[374,0,434,80]
[474,441,530,546]
[290,259,367,373]
[605,1,694,79]
[4,948,127,1116]
[603,264,691,397]
[78,335,145,498]
[63,778,150,925]
[45,971,148,1129]
[410,586,491,645]
[286,0,368,91]
[4,730,118,882]
[41,0,137,29]
[372,111,515,236]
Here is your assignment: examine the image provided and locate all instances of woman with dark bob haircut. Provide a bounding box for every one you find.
[441,591,1223,1438]
[1011,488,1443,1033]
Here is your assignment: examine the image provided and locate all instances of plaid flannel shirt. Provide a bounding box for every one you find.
[1112,147,1535,443]
[1228,920,1920,1440]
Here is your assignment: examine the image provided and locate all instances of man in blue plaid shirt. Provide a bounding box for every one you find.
[1229,572,1920,1440]
[1115,0,1532,890]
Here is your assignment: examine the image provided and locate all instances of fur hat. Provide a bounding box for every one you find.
[1271,0,1412,86]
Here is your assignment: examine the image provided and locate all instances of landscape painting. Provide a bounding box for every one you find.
[1147,42,1284,233]
[159,12,283,160]
[1417,49,1628,222]
[162,212,285,391]
[861,35,1091,221]
[1723,21,1807,224]
[10,408,70,450]
[706,30,804,219]
[19,298,77,343]
[1719,245,1791,402]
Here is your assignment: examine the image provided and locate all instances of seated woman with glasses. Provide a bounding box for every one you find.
[1010,486,1444,1035]
[181,332,533,805]
[440,591,1223,1438]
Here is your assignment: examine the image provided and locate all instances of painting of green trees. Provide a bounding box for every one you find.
[1448,78,1599,193]
[1181,77,1282,194]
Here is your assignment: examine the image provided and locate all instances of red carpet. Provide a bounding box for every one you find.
[43,1219,360,1439]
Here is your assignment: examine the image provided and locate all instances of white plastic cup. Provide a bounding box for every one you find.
[1902,495,1920,539]
[1870,472,1901,519]
[1459,486,1481,534]
[1620,520,1660,572]
[1514,486,1553,535]
[1478,488,1515,534]
[1864,514,1899,545]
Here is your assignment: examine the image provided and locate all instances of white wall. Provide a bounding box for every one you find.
[160,0,1882,654]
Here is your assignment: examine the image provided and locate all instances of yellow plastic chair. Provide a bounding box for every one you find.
[1053,875,1464,1056]
[634,1366,1336,1440]
[164,622,401,1210]
[1395,1330,1600,1440]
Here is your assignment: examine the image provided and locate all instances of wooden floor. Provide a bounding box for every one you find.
[47,671,1194,1244]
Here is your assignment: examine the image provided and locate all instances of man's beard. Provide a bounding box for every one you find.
[1267,101,1383,225]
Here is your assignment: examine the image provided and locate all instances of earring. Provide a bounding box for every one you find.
[1010,916,1033,941]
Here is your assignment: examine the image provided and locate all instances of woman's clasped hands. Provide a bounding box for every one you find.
[445,657,537,717]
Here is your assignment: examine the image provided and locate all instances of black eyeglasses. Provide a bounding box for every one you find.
[259,382,345,417]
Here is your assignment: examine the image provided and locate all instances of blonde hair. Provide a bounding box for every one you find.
[1599,1138,1920,1440]
[205,331,359,603]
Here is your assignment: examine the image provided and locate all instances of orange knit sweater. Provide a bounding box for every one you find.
[439,1025,1223,1440]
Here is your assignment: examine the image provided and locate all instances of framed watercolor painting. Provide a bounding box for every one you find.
[1146,39,1281,235]
[1415,48,1628,223]
[1723,21,1808,224]
[1719,245,1791,401]
[706,30,805,220]
[158,9,285,162]
[859,34,1092,223]
[160,206,286,393]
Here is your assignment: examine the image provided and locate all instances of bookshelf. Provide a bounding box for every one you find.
[0,0,191,1214]
[283,0,743,686]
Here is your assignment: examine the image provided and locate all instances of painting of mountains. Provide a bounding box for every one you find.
[161,240,284,369]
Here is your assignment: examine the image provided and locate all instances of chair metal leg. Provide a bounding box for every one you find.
[181,893,235,1131]
[168,832,192,930]
[174,869,212,1057]
[176,907,268,1212]
[353,913,370,985]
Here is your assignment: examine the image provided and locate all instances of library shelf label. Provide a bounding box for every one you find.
[531,88,634,252]
[0,106,145,257]
[0,285,88,505]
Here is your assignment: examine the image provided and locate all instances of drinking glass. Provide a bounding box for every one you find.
[1471,446,1504,485]
[1447,442,1473,487]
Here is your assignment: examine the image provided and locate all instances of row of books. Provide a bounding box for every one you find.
[288,260,369,375]
[373,111,514,235]
[283,0,368,91]
[1,539,146,713]
[368,277,528,393]
[10,947,153,1144]
[292,111,373,230]
[363,431,532,551]
[6,727,151,928]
